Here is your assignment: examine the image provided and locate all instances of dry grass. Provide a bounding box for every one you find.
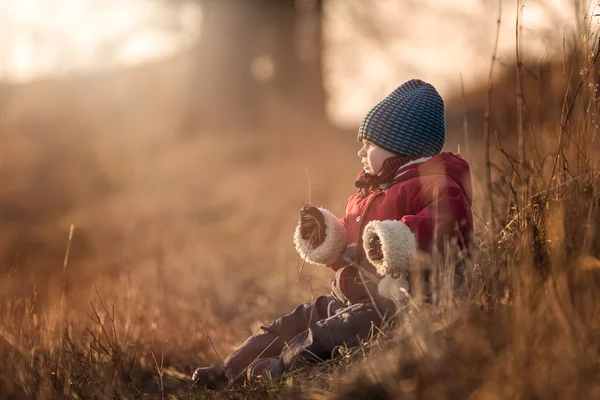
[2,14,600,400]
[0,54,361,399]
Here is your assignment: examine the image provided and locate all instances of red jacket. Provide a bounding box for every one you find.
[338,152,472,266]
[294,152,473,302]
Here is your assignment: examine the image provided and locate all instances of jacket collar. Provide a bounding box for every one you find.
[355,155,423,194]
[393,156,431,180]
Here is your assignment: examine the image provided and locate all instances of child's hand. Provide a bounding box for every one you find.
[367,236,384,261]
[299,206,326,246]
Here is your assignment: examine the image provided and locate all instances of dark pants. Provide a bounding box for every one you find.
[221,294,395,381]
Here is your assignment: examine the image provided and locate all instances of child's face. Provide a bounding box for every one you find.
[357,140,397,175]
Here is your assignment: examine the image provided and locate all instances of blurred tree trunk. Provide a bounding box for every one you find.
[184,0,329,135]
[266,0,328,127]
[185,0,262,134]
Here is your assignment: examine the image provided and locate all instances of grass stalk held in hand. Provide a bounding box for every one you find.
[296,168,314,282]
[296,235,314,283]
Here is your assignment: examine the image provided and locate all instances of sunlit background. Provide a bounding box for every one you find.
[2,0,594,125]
[1,0,600,395]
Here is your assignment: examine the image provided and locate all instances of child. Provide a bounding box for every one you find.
[192,79,473,388]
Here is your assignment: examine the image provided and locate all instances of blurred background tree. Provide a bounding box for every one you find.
[183,0,329,135]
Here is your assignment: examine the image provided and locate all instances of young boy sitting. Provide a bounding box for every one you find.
[192,79,473,388]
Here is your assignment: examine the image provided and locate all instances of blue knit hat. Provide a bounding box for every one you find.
[357,79,446,157]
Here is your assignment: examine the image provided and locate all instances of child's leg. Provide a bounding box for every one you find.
[222,295,335,380]
[278,301,390,371]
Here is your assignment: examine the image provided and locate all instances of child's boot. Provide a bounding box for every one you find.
[246,357,285,382]
[191,364,227,389]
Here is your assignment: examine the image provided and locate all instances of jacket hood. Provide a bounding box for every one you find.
[394,152,473,205]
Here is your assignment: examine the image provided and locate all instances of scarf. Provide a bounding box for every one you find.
[355,155,419,194]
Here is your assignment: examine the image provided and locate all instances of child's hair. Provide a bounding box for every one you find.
[357,79,446,157]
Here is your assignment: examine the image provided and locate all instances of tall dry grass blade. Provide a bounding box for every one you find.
[549,40,600,193]
[305,276,316,332]
[196,316,224,372]
[0,324,25,357]
[55,224,75,388]
[93,284,120,356]
[356,270,384,322]
[484,0,502,258]
[515,0,526,183]
[89,303,114,355]
[85,326,110,356]
[60,224,75,327]
[459,73,470,156]
[305,167,313,206]
[2,254,19,292]
[149,341,167,400]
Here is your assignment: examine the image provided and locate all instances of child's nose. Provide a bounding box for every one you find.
[357,146,366,157]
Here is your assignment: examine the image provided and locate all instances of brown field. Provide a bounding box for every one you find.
[1,33,600,399]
